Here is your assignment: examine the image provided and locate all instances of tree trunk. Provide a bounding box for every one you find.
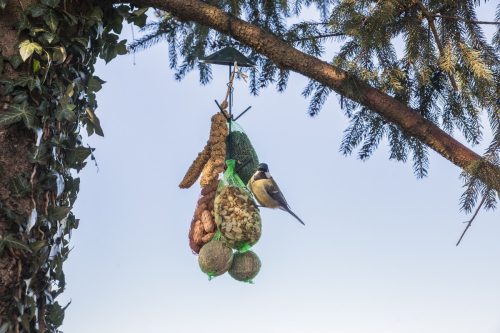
[132,0,500,193]
[0,1,38,329]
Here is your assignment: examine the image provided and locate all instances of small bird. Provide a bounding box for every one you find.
[248,163,305,225]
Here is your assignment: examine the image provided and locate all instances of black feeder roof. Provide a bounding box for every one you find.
[199,46,255,67]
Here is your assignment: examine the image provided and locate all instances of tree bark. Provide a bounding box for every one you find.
[0,1,38,326]
[130,0,500,193]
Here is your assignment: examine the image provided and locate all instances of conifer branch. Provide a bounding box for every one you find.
[433,14,500,26]
[300,22,332,26]
[122,0,500,194]
[290,32,345,42]
[360,0,383,28]
[414,0,459,91]
[456,194,487,246]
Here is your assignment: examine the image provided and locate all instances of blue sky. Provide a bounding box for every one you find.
[60,3,499,333]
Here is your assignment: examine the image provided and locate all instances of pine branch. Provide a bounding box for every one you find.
[414,0,459,91]
[360,0,383,29]
[433,14,500,26]
[456,194,487,246]
[289,32,344,42]
[124,0,500,194]
[299,22,332,26]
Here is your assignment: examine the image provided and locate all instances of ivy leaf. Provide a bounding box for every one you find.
[71,37,88,47]
[8,54,23,69]
[27,4,47,17]
[85,108,104,136]
[116,39,128,55]
[30,27,47,34]
[67,213,79,230]
[61,82,74,101]
[12,92,28,104]
[65,146,93,171]
[19,40,43,62]
[14,76,32,89]
[15,75,41,92]
[89,6,104,22]
[64,176,80,193]
[100,33,122,63]
[52,46,67,64]
[115,4,131,18]
[33,59,41,73]
[10,175,31,197]
[0,0,7,10]
[56,104,76,122]
[109,15,124,34]
[25,21,37,37]
[40,32,57,44]
[43,10,59,32]
[46,301,71,327]
[98,38,127,63]
[87,76,105,92]
[49,206,71,220]
[0,202,23,225]
[0,78,14,95]
[100,48,116,63]
[128,8,148,28]
[86,122,95,137]
[30,142,50,165]
[31,240,48,252]
[0,234,32,254]
[41,0,60,7]
[0,102,37,129]
[30,77,41,91]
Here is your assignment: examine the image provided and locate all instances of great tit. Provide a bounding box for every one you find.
[248,163,305,225]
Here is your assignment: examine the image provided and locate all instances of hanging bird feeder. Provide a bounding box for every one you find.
[179,46,263,283]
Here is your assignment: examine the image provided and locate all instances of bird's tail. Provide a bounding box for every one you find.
[284,207,305,225]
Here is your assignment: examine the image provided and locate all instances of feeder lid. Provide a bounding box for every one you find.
[199,46,255,67]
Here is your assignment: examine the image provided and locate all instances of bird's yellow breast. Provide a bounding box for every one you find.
[249,179,280,208]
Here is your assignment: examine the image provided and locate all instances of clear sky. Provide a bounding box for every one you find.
[60,3,499,333]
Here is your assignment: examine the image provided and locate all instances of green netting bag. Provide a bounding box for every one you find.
[226,121,259,185]
[228,250,261,283]
[214,159,262,252]
[198,236,234,280]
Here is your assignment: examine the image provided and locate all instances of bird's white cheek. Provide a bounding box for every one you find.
[265,172,271,178]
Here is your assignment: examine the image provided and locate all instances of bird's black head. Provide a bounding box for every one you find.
[257,163,269,172]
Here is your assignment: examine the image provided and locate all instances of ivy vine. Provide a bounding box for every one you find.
[0,1,147,331]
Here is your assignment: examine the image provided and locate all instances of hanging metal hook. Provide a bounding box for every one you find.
[233,106,252,121]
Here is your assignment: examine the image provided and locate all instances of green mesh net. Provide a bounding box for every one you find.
[223,159,247,188]
[214,159,262,253]
[198,238,234,280]
[228,250,261,283]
